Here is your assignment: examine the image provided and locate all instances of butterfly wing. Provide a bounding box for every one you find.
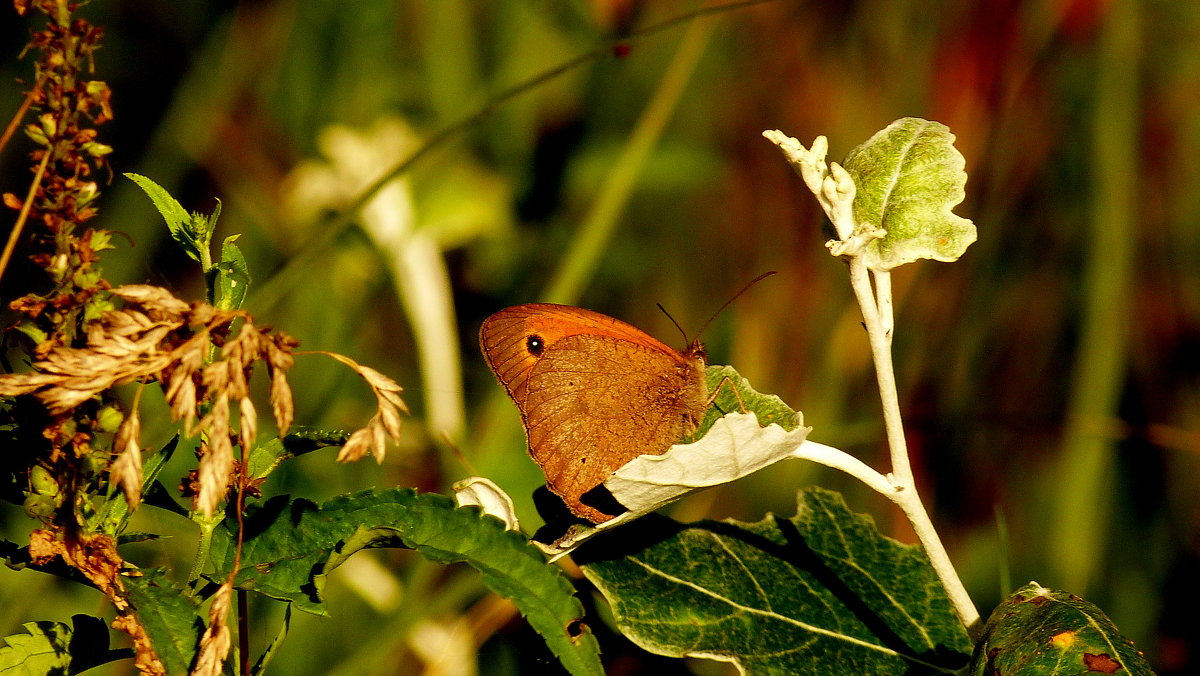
[524,334,706,521]
[479,303,682,401]
[480,303,707,522]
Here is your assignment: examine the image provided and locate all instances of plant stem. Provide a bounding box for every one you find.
[1048,0,1137,594]
[848,258,981,638]
[788,440,894,496]
[187,514,222,589]
[0,151,50,286]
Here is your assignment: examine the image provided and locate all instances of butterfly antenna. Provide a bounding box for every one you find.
[657,302,689,345]
[691,270,778,342]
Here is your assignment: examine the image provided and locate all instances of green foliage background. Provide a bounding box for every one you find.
[1,1,1193,673]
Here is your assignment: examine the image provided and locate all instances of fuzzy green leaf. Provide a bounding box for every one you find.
[209,488,603,676]
[0,614,129,675]
[969,582,1154,675]
[124,173,202,264]
[122,568,203,675]
[698,365,800,435]
[579,486,972,675]
[842,118,976,270]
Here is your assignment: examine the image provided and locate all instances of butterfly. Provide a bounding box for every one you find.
[480,303,709,523]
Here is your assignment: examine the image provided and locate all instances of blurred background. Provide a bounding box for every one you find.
[1,0,1195,673]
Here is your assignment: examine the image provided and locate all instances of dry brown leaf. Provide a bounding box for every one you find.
[239,396,257,451]
[111,284,191,316]
[269,364,293,436]
[197,394,232,517]
[370,418,387,463]
[313,351,408,463]
[191,581,233,676]
[111,612,167,676]
[337,427,373,463]
[111,407,143,509]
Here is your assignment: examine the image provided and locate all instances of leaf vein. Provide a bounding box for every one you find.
[629,557,904,658]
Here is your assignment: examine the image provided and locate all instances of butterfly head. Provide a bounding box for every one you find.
[683,338,707,365]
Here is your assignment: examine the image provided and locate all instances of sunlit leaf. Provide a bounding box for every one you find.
[208,488,603,676]
[580,486,972,674]
[842,118,976,270]
[214,235,249,311]
[969,582,1154,676]
[125,173,202,264]
[0,614,128,675]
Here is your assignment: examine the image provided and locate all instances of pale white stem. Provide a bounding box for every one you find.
[848,260,908,485]
[788,440,894,496]
[848,257,980,637]
[872,269,894,341]
[764,126,979,635]
[364,181,465,441]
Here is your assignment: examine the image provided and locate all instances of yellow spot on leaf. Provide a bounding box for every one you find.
[1050,631,1077,649]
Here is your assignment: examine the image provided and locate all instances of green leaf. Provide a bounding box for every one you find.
[12,322,48,346]
[969,582,1154,675]
[122,568,203,675]
[208,488,603,676]
[140,480,190,518]
[699,364,801,435]
[213,234,249,311]
[0,614,131,675]
[246,428,351,481]
[842,118,976,270]
[124,173,203,264]
[579,486,972,675]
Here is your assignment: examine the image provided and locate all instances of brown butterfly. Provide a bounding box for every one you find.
[479,303,709,523]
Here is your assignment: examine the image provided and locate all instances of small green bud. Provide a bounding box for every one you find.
[29,465,59,496]
[23,493,57,520]
[97,405,124,433]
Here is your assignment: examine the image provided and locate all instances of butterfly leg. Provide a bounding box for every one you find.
[703,375,747,414]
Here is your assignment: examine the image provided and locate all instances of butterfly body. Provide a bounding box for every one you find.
[480,303,708,523]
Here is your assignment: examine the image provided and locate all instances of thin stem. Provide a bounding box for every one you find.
[848,261,909,485]
[186,514,222,589]
[848,258,980,637]
[0,82,39,156]
[0,151,51,286]
[872,269,894,340]
[234,454,249,675]
[238,589,250,675]
[789,440,894,496]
